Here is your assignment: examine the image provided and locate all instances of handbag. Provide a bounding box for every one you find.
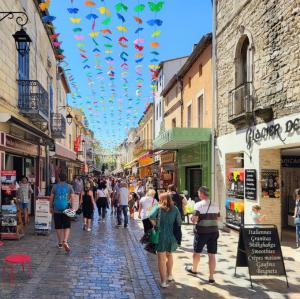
[149,208,161,245]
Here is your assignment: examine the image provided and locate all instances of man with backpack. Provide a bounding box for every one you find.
[50,172,75,252]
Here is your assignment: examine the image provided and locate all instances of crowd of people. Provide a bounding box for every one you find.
[15,171,300,289]
[47,172,221,288]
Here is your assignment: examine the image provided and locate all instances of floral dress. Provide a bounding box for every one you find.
[149,205,182,253]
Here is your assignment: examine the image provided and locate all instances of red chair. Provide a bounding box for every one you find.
[3,254,32,284]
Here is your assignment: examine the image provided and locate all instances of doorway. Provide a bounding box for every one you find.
[186,166,202,202]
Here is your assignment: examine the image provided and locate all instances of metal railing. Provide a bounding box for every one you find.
[51,113,66,139]
[228,82,253,120]
[18,80,49,120]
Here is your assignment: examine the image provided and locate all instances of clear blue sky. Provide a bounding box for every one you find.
[50,0,212,148]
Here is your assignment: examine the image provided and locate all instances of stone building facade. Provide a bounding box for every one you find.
[0,0,92,196]
[214,0,300,237]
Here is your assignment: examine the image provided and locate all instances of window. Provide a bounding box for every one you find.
[18,48,29,81]
[172,118,176,128]
[235,35,250,86]
[197,95,204,128]
[198,64,202,77]
[230,33,253,118]
[49,78,54,113]
[187,105,192,128]
[188,77,191,88]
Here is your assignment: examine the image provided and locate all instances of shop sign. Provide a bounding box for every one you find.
[161,152,174,164]
[246,116,300,150]
[235,226,288,287]
[139,156,153,167]
[6,135,39,156]
[1,170,17,193]
[281,156,300,168]
[261,169,280,199]
[245,169,257,200]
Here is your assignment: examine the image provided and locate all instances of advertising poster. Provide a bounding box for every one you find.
[261,169,280,199]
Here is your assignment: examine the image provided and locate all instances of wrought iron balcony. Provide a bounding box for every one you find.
[228,82,254,125]
[133,139,153,157]
[18,80,49,123]
[51,113,66,139]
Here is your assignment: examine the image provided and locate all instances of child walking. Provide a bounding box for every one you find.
[80,185,96,231]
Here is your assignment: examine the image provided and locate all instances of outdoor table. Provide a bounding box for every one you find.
[3,254,32,285]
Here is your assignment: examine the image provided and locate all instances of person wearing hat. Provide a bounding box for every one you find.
[185,186,220,284]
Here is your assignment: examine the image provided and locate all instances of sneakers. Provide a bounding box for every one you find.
[160,282,169,288]
[102,219,105,223]
[63,241,71,253]
[58,243,63,249]
[185,265,198,275]
[86,228,91,232]
[167,275,174,282]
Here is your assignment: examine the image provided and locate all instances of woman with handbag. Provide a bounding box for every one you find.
[293,188,300,248]
[149,192,182,288]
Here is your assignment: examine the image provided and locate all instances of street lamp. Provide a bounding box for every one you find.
[12,28,31,55]
[0,12,31,55]
[66,106,73,125]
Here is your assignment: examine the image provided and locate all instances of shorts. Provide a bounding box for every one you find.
[21,203,29,209]
[54,213,71,230]
[193,232,219,254]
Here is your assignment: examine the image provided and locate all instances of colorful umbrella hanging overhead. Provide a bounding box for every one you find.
[47,0,165,148]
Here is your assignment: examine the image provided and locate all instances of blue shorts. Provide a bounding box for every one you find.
[21,203,29,209]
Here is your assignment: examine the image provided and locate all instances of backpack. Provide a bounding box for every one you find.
[54,183,69,212]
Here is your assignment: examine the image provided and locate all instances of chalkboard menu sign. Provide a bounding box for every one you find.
[235,225,288,288]
[245,169,257,200]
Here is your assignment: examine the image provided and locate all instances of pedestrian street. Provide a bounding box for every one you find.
[0,212,300,299]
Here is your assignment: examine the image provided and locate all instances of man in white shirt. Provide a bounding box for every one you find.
[117,182,130,228]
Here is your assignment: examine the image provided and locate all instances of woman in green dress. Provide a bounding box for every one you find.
[149,192,182,288]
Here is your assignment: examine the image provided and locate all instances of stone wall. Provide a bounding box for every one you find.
[216,0,300,136]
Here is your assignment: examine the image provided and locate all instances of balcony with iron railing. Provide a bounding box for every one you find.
[228,82,254,125]
[133,139,153,158]
[18,80,49,123]
[51,113,66,139]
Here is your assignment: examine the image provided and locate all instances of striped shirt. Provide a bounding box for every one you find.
[194,200,220,234]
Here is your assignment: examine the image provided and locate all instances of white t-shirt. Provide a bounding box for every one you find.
[140,196,157,220]
[96,188,110,198]
[119,187,129,205]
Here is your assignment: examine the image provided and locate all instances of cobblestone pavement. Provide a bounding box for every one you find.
[1,212,300,299]
[0,213,161,299]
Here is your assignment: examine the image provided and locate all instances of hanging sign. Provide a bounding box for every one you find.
[235,225,288,288]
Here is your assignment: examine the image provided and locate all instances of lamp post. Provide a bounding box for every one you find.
[0,12,32,55]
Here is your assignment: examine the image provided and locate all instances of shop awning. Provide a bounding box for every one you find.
[124,159,138,169]
[153,128,211,150]
[54,143,77,161]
